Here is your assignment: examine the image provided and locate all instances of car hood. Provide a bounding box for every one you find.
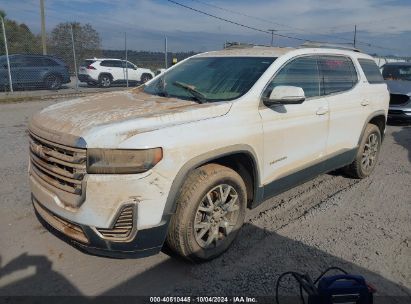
[29,88,232,148]
[386,80,411,95]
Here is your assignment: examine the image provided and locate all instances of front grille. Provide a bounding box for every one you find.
[389,94,409,105]
[33,197,89,244]
[29,131,86,197]
[97,205,135,241]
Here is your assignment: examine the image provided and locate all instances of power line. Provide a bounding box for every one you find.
[167,0,318,43]
[184,0,401,52]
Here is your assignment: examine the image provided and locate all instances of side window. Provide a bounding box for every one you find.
[41,58,58,67]
[100,60,110,67]
[122,61,135,69]
[359,59,384,83]
[111,61,123,68]
[21,57,42,67]
[264,56,321,99]
[318,56,358,95]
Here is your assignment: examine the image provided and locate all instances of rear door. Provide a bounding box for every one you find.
[259,55,329,186]
[318,55,364,154]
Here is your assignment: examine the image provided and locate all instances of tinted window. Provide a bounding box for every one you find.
[145,57,275,102]
[381,65,411,81]
[319,56,358,95]
[358,59,384,84]
[101,60,122,67]
[41,58,58,67]
[122,61,135,69]
[265,56,320,98]
[81,60,95,67]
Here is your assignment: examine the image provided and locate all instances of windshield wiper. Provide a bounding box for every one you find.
[173,81,207,103]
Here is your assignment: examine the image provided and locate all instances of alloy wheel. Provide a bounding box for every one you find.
[194,184,240,249]
[361,133,379,172]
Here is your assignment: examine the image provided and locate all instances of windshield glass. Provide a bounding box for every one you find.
[144,56,275,102]
[382,65,411,81]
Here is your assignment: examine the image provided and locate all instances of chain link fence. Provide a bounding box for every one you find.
[0,17,196,95]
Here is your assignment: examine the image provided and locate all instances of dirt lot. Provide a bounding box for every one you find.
[0,99,410,301]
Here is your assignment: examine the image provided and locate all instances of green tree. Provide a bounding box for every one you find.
[48,22,101,72]
[0,10,41,55]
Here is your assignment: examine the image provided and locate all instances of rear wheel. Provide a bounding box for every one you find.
[99,74,112,87]
[44,74,62,90]
[166,164,247,262]
[345,124,381,178]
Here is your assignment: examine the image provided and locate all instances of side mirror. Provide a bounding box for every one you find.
[264,85,305,106]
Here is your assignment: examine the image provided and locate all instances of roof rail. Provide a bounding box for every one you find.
[224,42,255,49]
[300,42,361,52]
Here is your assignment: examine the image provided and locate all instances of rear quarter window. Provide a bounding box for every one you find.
[358,59,384,84]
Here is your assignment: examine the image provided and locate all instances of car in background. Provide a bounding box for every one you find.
[381,62,411,122]
[78,58,154,87]
[0,54,70,90]
[155,68,167,76]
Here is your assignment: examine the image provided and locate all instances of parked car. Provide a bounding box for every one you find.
[0,54,70,90]
[155,68,167,76]
[381,62,411,122]
[28,45,389,261]
[78,58,154,87]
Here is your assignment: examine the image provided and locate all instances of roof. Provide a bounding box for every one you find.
[195,46,295,58]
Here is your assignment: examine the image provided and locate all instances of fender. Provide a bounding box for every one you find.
[161,144,261,221]
[358,110,386,144]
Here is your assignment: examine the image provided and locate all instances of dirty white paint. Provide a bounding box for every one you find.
[29,47,389,231]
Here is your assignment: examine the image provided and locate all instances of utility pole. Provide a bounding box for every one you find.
[164,35,168,69]
[70,24,78,90]
[1,15,13,92]
[125,32,128,87]
[40,0,47,55]
[268,29,277,47]
[353,25,357,48]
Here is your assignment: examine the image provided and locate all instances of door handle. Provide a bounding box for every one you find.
[316,107,329,115]
[361,100,370,106]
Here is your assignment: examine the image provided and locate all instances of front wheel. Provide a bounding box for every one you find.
[345,124,381,178]
[166,164,247,262]
[44,75,62,90]
[140,73,152,83]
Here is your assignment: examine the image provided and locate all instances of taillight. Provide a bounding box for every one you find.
[87,65,96,70]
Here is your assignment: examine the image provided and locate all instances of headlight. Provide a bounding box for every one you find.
[87,148,163,174]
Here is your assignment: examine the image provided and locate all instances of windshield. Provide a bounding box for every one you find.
[144,56,275,102]
[382,65,411,81]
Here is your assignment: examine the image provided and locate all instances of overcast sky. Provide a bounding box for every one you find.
[1,0,411,56]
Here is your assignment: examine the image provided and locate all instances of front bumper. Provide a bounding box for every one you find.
[388,108,411,122]
[33,196,169,258]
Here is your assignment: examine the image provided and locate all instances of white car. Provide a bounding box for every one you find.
[78,58,154,87]
[29,45,389,261]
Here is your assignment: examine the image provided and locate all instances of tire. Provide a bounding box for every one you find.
[140,73,152,83]
[44,74,62,90]
[166,163,247,262]
[345,124,381,179]
[99,74,112,88]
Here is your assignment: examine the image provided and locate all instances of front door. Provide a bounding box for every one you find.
[258,55,329,195]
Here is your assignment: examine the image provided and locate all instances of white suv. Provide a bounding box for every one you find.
[29,45,389,261]
[78,58,154,87]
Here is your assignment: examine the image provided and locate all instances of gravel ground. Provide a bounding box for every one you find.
[0,99,410,302]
